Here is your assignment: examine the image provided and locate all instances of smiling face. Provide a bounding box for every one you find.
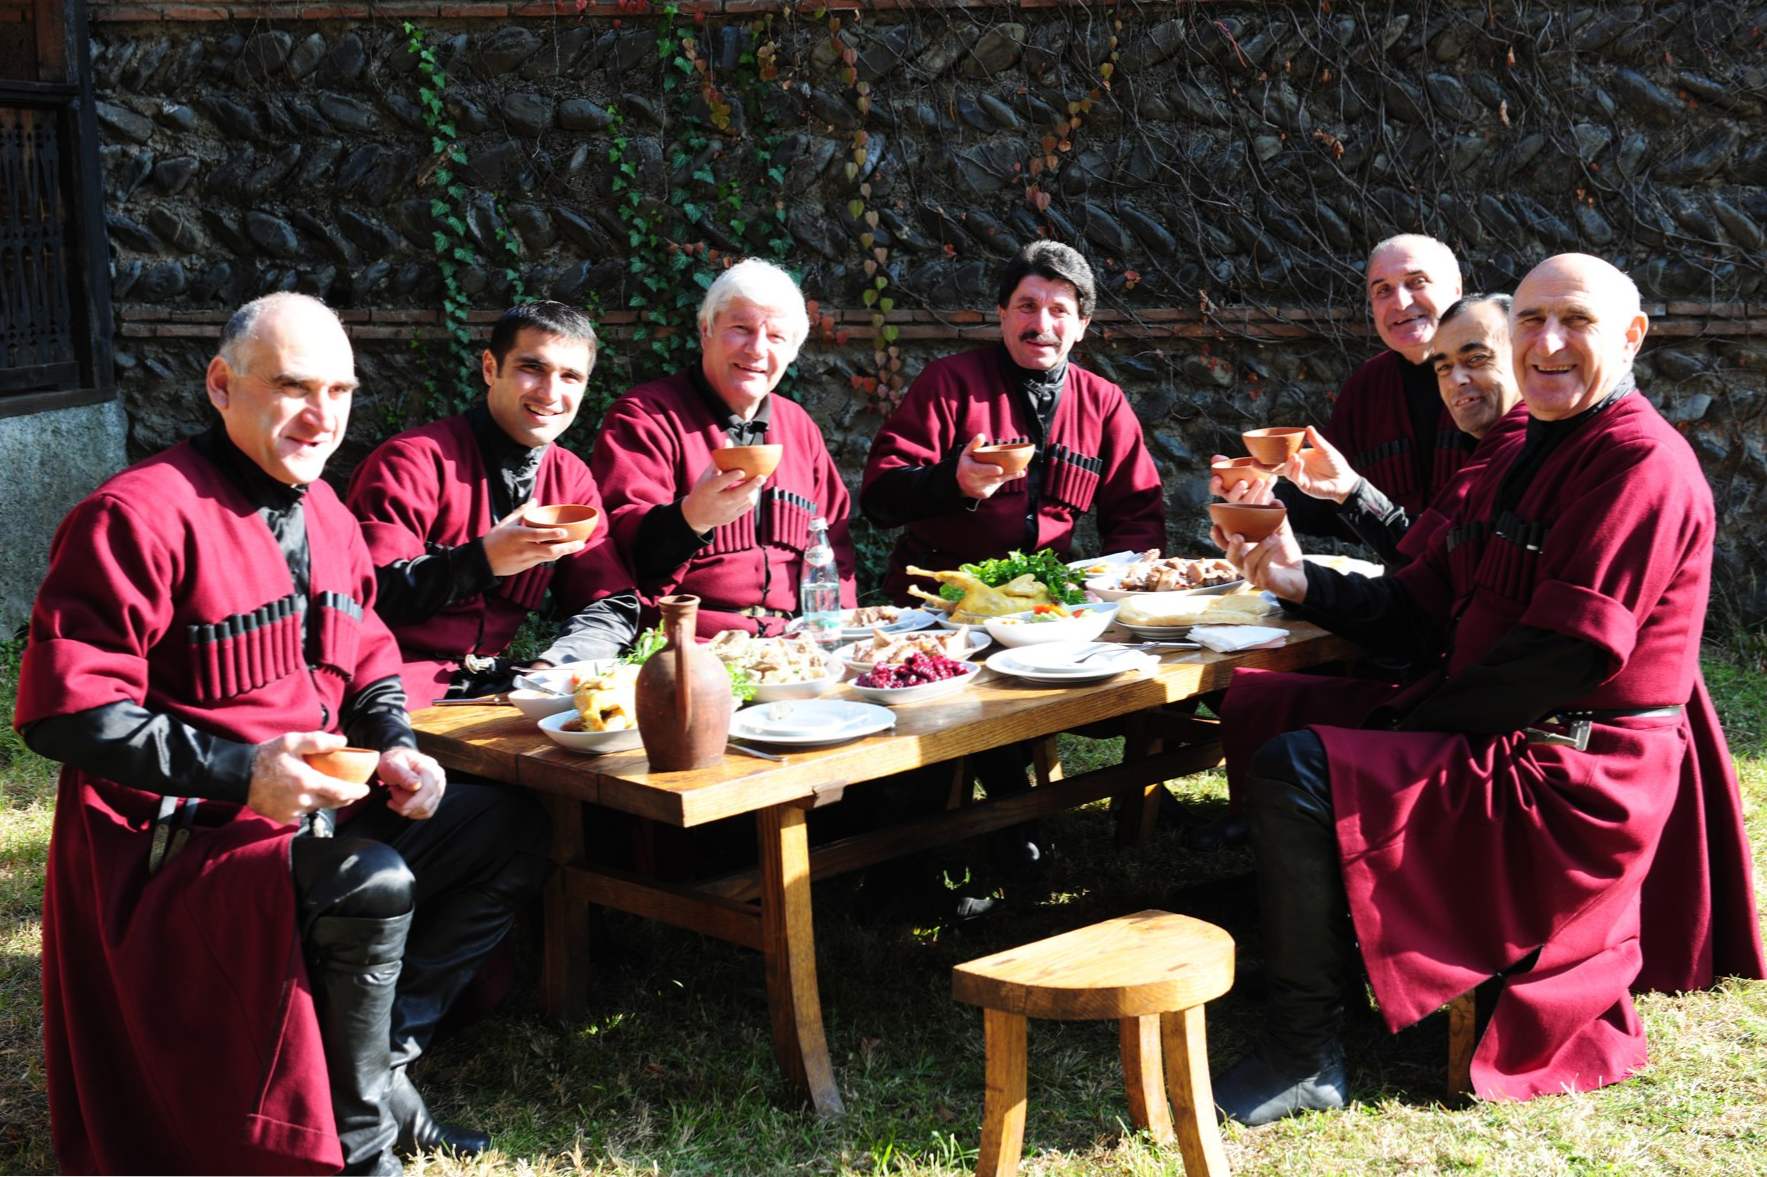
[1427,301,1519,439]
[1511,255,1648,422]
[999,274,1090,371]
[205,301,357,486]
[1366,241,1461,363]
[699,298,799,415]
[483,327,592,449]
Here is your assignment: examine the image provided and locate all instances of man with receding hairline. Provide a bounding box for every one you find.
[1203,253,1762,1124]
[16,293,550,1171]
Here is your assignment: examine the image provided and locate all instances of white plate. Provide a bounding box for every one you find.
[1066,550,1142,574]
[729,699,896,746]
[1116,621,1197,640]
[537,708,643,754]
[836,629,992,672]
[985,643,1157,684]
[748,660,846,703]
[508,687,578,720]
[1085,573,1244,603]
[847,661,980,706]
[788,607,941,641]
[983,603,1117,649]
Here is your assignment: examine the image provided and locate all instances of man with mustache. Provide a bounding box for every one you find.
[861,241,1164,599]
[591,258,856,638]
[1206,255,1762,1125]
[1278,234,1471,540]
[15,294,547,1172]
[347,301,639,707]
[860,242,1164,907]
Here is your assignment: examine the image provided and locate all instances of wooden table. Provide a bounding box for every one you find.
[412,620,1355,1116]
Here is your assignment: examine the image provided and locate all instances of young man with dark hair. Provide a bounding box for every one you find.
[347,301,639,705]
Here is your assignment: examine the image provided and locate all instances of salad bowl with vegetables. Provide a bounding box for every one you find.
[982,601,1118,648]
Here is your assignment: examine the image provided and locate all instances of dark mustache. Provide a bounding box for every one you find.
[1019,331,1058,344]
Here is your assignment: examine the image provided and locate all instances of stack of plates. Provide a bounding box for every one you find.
[728,700,896,746]
[984,642,1158,685]
[1115,619,1197,640]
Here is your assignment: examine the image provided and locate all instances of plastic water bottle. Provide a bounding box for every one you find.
[800,517,842,649]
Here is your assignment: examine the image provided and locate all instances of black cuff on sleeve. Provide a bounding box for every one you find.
[633,500,713,582]
[341,674,419,752]
[858,455,969,528]
[21,700,256,803]
[373,539,499,626]
[1335,479,1412,568]
[1294,561,1442,667]
[1397,626,1611,734]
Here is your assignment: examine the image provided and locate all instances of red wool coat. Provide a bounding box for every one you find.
[862,347,1165,601]
[1220,391,1762,1100]
[345,413,632,705]
[1393,404,1528,563]
[15,441,405,1174]
[590,371,856,638]
[1326,350,1471,518]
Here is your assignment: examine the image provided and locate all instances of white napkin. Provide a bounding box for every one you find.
[1189,624,1289,653]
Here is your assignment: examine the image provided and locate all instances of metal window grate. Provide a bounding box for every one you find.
[1,104,80,393]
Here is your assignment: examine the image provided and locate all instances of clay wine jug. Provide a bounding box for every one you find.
[634,595,733,771]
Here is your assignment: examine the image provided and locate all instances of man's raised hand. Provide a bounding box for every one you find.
[247,731,371,826]
[481,500,587,577]
[681,463,765,534]
[1212,519,1309,603]
[955,433,1013,500]
[1281,427,1360,504]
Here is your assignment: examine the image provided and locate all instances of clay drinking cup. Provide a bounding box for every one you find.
[1209,502,1288,543]
[523,503,601,544]
[304,746,381,784]
[1210,456,1276,495]
[710,444,784,479]
[1241,427,1308,467]
[970,442,1036,478]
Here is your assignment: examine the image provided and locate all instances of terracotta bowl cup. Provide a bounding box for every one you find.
[523,503,601,544]
[710,444,783,479]
[1241,427,1309,466]
[971,442,1036,478]
[1209,502,1288,543]
[304,746,381,784]
[1210,456,1276,494]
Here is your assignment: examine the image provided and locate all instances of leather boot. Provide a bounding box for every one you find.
[1215,733,1353,1126]
[308,912,412,1175]
[388,1066,491,1158]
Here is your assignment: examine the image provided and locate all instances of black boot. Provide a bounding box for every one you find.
[308,911,412,1175]
[1215,731,1353,1126]
[388,1066,491,1158]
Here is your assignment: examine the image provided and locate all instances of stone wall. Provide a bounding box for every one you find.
[82,0,1767,617]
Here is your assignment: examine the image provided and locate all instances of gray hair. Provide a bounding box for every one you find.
[218,292,337,369]
[697,259,810,352]
[1366,233,1461,287]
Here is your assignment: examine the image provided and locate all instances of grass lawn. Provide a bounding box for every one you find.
[2,638,1764,1175]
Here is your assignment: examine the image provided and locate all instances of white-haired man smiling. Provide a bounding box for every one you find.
[591,258,856,637]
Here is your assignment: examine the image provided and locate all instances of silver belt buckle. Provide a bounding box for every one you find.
[463,653,499,674]
[1523,717,1591,751]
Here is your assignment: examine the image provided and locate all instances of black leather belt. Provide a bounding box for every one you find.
[1523,705,1683,750]
[737,605,792,620]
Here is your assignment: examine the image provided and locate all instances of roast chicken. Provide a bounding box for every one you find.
[905,566,1052,624]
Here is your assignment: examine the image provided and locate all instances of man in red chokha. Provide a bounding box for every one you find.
[14,294,547,1174]
[346,301,639,706]
[860,240,1164,599]
[1278,234,1470,540]
[1205,255,1763,1125]
[591,258,856,638]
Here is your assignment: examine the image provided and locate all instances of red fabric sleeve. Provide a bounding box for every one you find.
[859,364,961,504]
[1518,440,1706,676]
[16,495,178,726]
[590,392,692,595]
[1093,389,1166,553]
[550,453,635,610]
[344,436,448,565]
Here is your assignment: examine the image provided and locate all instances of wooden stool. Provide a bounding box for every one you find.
[953,909,1235,1177]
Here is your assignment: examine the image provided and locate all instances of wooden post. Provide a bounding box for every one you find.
[539,794,590,1020]
[758,804,844,1116]
[977,1008,1028,1177]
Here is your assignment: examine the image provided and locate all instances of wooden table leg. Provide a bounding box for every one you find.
[1119,1014,1175,1144]
[540,794,590,1021]
[1114,714,1165,848]
[978,1008,1028,1177]
[1030,736,1064,789]
[1446,992,1476,1100]
[1161,1004,1228,1177]
[758,804,844,1116]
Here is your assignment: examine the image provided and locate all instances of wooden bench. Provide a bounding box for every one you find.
[952,909,1235,1177]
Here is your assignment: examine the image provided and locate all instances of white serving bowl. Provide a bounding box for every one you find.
[847,660,980,705]
[749,658,846,703]
[836,630,991,672]
[983,602,1118,648]
[537,709,643,754]
[509,688,577,720]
